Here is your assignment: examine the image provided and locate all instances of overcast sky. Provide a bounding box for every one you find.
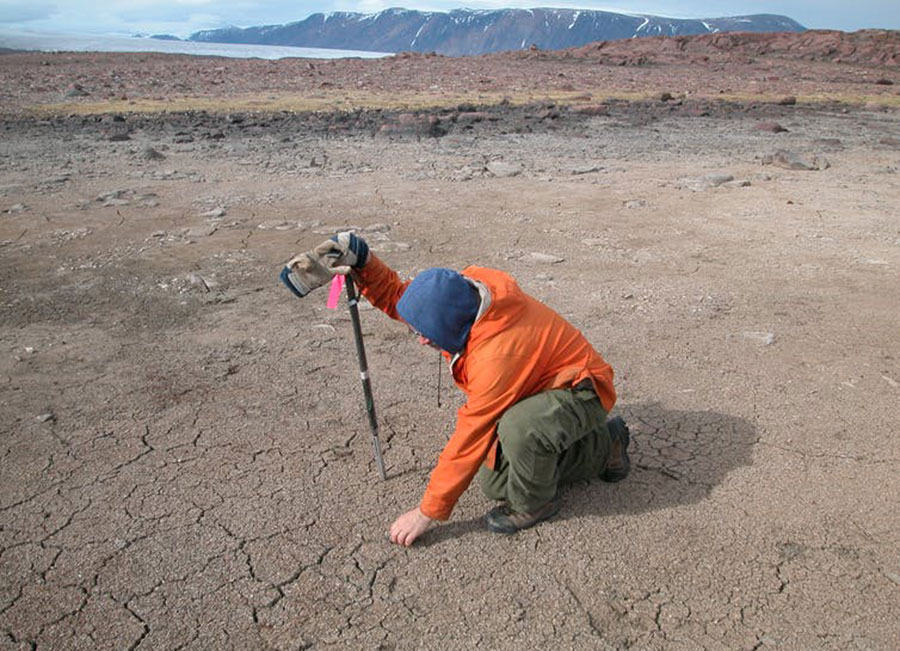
[1,1,897,37]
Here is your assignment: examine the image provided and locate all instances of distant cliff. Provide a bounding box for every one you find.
[189,7,806,56]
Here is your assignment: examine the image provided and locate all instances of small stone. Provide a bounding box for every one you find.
[704,173,734,187]
[778,96,797,105]
[97,189,129,202]
[362,223,391,233]
[455,111,490,124]
[141,147,166,160]
[109,133,131,142]
[5,203,27,213]
[571,165,602,175]
[486,161,523,178]
[187,272,210,292]
[659,92,674,102]
[371,241,411,253]
[173,134,194,144]
[24,346,35,354]
[36,413,55,423]
[200,207,226,218]
[523,252,564,264]
[808,138,843,153]
[743,331,776,345]
[186,224,217,238]
[257,220,295,230]
[755,122,788,133]
[769,150,829,171]
[879,137,900,149]
[874,78,894,86]
[64,84,89,97]
[677,174,734,192]
[571,104,609,116]
[624,200,647,209]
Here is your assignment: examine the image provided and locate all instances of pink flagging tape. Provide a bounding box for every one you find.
[326,274,345,309]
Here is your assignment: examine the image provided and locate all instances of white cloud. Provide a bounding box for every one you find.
[0,1,57,23]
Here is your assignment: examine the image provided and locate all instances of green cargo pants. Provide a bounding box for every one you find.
[476,385,611,513]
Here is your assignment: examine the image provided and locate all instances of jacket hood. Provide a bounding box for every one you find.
[396,268,480,354]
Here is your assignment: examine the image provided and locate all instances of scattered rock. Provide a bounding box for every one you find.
[677,173,734,191]
[451,163,484,181]
[768,150,829,171]
[485,161,523,178]
[624,199,647,209]
[185,224,217,238]
[813,138,844,150]
[141,146,166,160]
[64,84,89,98]
[723,179,752,188]
[742,331,776,345]
[874,78,894,85]
[659,92,674,102]
[39,175,70,186]
[370,241,411,253]
[571,103,609,116]
[879,137,900,149]
[755,122,788,133]
[109,133,131,142]
[187,272,210,292]
[362,223,391,233]
[5,203,27,213]
[36,413,55,423]
[97,189,129,202]
[571,165,602,175]
[200,207,226,218]
[778,96,797,105]
[522,252,564,264]
[257,220,298,230]
[173,133,194,144]
[455,111,491,124]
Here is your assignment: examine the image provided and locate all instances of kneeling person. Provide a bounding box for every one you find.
[311,232,631,546]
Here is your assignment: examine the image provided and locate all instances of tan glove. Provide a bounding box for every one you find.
[314,231,370,275]
[280,250,334,298]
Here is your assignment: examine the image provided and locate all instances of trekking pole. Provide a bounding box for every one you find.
[345,275,387,480]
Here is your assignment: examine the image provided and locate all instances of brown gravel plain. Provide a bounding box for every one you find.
[1,30,899,650]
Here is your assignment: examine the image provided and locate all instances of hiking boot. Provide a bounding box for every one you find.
[485,499,561,535]
[602,416,631,483]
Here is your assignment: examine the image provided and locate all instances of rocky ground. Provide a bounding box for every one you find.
[1,33,899,650]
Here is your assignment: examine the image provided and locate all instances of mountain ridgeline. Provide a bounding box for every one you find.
[188,7,806,57]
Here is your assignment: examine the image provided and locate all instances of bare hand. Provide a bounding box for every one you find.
[389,507,433,547]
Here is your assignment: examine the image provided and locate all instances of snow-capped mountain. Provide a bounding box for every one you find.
[189,7,806,56]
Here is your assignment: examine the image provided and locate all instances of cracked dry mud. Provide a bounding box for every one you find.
[2,85,900,649]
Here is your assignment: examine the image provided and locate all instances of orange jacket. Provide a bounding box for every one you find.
[356,254,616,520]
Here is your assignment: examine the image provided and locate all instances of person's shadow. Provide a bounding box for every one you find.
[424,401,757,543]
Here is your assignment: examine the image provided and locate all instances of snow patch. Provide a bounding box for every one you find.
[568,11,581,29]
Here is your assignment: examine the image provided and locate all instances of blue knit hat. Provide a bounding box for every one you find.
[396,268,480,354]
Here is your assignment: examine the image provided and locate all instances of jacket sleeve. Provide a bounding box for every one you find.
[352,253,410,321]
[419,353,530,520]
